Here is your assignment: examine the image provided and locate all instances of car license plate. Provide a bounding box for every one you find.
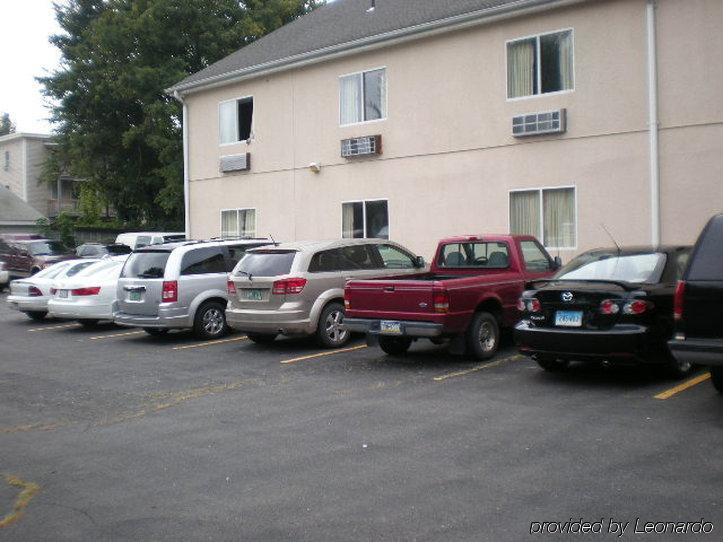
[129,290,141,302]
[380,320,402,335]
[59,290,69,299]
[555,310,583,327]
[243,289,264,301]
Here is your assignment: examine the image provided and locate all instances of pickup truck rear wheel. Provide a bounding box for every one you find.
[379,336,412,356]
[710,367,723,394]
[466,311,500,360]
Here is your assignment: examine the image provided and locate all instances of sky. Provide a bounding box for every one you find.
[0,0,63,134]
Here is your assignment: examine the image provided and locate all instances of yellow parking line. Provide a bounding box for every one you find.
[280,344,368,365]
[433,354,522,382]
[172,336,248,350]
[88,330,146,340]
[27,323,80,332]
[654,372,711,400]
[0,475,40,529]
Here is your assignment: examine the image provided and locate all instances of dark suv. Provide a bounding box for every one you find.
[0,238,75,278]
[669,214,723,393]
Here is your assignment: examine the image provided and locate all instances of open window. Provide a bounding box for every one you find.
[219,97,254,144]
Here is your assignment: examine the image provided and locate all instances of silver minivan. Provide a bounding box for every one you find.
[115,239,271,339]
[226,239,424,347]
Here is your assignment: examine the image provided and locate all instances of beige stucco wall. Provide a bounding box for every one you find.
[185,0,723,259]
[0,138,25,201]
[25,139,52,215]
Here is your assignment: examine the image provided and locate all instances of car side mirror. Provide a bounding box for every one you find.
[414,256,426,269]
[553,256,563,270]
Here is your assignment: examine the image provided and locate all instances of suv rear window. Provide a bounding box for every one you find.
[121,251,170,279]
[688,219,723,281]
[235,251,295,277]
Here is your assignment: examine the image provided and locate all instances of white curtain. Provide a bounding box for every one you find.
[221,210,237,238]
[543,188,575,248]
[508,39,536,98]
[510,191,540,237]
[342,203,356,238]
[340,74,362,125]
[219,101,237,144]
[241,209,256,237]
[558,31,574,91]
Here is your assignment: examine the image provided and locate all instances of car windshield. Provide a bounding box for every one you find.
[65,261,97,277]
[74,259,120,279]
[29,241,67,256]
[556,252,667,284]
[234,251,296,277]
[120,251,170,279]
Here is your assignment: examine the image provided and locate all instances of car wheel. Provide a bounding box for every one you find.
[536,356,570,372]
[143,328,169,337]
[379,336,413,356]
[709,367,723,394]
[667,355,693,379]
[247,333,278,344]
[79,319,100,329]
[466,311,500,360]
[193,301,229,340]
[25,311,47,321]
[316,302,350,348]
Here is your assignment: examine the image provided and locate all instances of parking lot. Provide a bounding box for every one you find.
[0,291,721,541]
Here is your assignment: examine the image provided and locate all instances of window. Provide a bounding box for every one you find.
[438,242,510,269]
[340,68,386,125]
[558,252,667,284]
[221,209,256,238]
[219,97,253,144]
[3,151,8,171]
[308,249,341,273]
[181,247,226,275]
[226,244,264,272]
[376,244,416,269]
[121,252,171,279]
[520,240,552,272]
[235,251,296,277]
[510,187,576,249]
[342,200,388,239]
[507,30,573,98]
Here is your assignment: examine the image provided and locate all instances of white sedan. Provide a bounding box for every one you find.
[47,256,128,327]
[0,261,9,290]
[7,259,98,321]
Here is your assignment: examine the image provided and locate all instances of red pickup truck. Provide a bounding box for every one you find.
[343,235,559,359]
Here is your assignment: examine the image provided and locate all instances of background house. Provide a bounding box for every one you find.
[170,0,723,260]
[0,185,44,234]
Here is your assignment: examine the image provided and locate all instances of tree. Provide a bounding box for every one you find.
[40,0,323,226]
[0,112,15,136]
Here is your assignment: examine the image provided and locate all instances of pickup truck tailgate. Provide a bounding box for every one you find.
[346,279,436,319]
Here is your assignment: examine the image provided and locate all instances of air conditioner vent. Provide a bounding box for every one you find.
[341,135,382,158]
[512,109,566,137]
[220,153,251,173]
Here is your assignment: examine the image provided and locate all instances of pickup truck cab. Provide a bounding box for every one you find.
[343,235,559,359]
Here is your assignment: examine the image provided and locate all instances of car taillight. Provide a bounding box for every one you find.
[599,299,620,315]
[28,286,43,297]
[71,286,101,296]
[517,298,527,312]
[162,280,178,303]
[674,280,686,321]
[272,278,307,295]
[227,280,237,295]
[527,298,542,313]
[50,288,57,295]
[433,290,449,313]
[623,300,649,315]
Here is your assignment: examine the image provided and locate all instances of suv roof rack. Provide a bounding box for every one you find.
[207,236,271,241]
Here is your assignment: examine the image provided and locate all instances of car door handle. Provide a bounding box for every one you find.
[383,286,395,292]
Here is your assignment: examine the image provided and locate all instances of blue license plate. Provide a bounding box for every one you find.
[555,310,583,327]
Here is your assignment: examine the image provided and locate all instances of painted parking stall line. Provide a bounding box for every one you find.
[172,336,248,350]
[88,330,146,341]
[654,372,711,400]
[280,344,368,365]
[433,354,522,382]
[27,323,81,332]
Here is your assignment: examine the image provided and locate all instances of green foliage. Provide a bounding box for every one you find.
[36,213,77,248]
[40,0,323,226]
[0,112,15,136]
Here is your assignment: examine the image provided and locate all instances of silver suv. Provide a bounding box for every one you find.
[115,239,272,339]
[226,239,424,348]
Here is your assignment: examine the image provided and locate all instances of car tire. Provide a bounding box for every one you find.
[710,367,723,394]
[247,333,278,344]
[193,301,229,340]
[316,302,350,349]
[26,311,47,321]
[79,319,100,329]
[143,328,169,337]
[379,336,413,356]
[667,355,693,379]
[466,311,500,361]
[536,356,570,372]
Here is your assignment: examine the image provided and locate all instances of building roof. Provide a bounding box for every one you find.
[169,0,582,94]
[0,185,45,225]
[0,132,52,145]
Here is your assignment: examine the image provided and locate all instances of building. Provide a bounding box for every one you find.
[0,185,44,235]
[168,0,723,260]
[0,132,82,219]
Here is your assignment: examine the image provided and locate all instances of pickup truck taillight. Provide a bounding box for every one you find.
[433,290,449,313]
[162,280,178,303]
[272,278,307,295]
[344,291,350,309]
[674,280,686,321]
[227,280,237,295]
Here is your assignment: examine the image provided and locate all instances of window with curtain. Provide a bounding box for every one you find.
[507,30,573,98]
[342,200,389,239]
[340,68,386,125]
[510,188,575,248]
[219,97,254,144]
[220,209,256,238]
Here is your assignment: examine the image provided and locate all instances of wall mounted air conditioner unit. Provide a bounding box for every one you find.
[341,135,382,158]
[220,153,251,173]
[512,109,566,137]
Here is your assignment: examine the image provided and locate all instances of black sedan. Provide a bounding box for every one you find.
[514,246,692,376]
